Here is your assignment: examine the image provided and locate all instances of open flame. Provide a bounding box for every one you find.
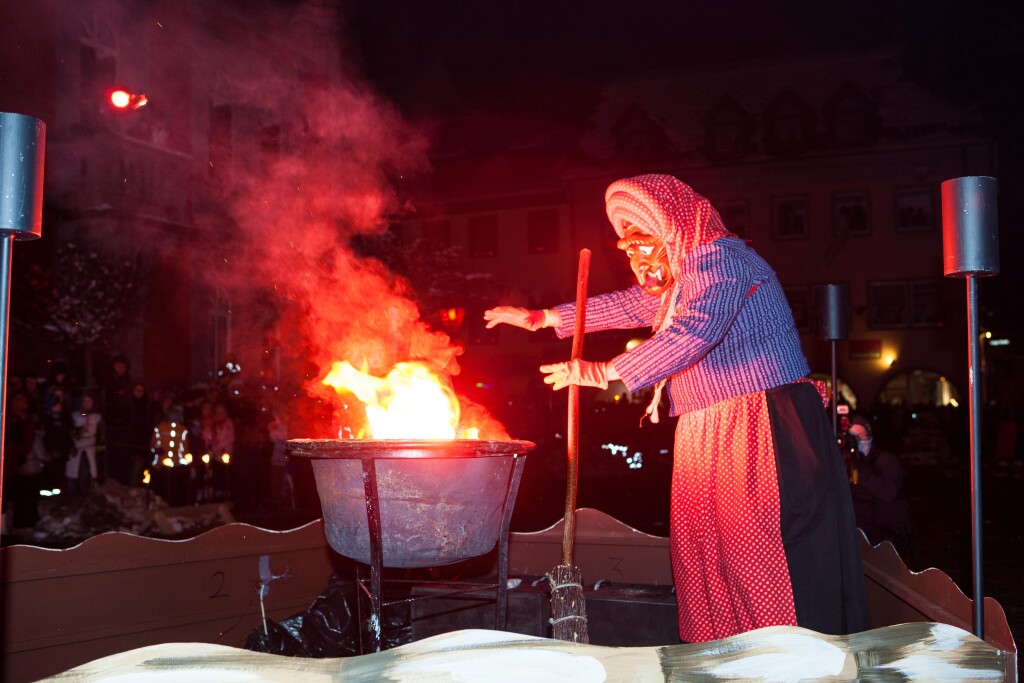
[323,360,480,440]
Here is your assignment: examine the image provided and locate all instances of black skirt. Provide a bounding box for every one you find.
[766,380,869,634]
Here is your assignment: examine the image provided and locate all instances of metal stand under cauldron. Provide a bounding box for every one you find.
[286,438,534,653]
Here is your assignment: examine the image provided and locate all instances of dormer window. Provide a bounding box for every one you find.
[611,105,674,162]
[704,96,754,162]
[762,91,816,156]
[824,83,879,146]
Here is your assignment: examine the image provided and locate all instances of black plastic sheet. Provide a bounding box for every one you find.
[245,573,411,657]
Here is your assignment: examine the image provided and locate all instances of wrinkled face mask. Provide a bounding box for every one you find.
[617,226,674,296]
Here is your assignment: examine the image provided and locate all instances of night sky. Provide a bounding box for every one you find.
[342,0,1023,331]
[345,1,1017,116]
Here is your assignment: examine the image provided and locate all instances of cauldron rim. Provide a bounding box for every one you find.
[285,438,535,460]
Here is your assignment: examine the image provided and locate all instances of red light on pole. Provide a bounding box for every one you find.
[109,89,148,110]
[110,90,131,108]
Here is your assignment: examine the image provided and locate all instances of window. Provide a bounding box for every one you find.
[895,188,935,233]
[832,191,871,236]
[869,279,948,329]
[80,43,116,124]
[209,105,233,181]
[910,280,945,327]
[868,281,909,329]
[527,209,559,254]
[468,215,498,257]
[212,291,233,376]
[423,220,452,249]
[772,197,809,240]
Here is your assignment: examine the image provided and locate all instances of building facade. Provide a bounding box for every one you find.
[395,51,995,413]
[1,0,343,388]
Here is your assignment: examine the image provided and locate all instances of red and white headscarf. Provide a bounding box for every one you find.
[605,175,735,421]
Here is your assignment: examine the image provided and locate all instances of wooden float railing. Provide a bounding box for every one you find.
[0,510,1016,682]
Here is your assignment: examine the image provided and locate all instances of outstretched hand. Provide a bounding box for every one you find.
[483,306,556,331]
[539,359,613,391]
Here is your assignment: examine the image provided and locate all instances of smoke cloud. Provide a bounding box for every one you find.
[76,0,505,437]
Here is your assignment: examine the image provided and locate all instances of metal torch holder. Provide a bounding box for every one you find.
[353,450,526,653]
[941,175,999,639]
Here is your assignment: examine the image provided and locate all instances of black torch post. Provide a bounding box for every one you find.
[816,284,849,437]
[0,113,46,537]
[941,175,999,640]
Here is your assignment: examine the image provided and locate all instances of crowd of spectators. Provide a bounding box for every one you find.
[2,356,296,535]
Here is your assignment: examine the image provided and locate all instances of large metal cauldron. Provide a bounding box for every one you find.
[286,439,534,568]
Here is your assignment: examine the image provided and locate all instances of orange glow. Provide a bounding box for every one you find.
[439,307,465,333]
[323,360,463,439]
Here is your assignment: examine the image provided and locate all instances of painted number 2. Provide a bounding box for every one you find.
[209,570,229,599]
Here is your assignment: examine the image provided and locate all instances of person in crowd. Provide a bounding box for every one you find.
[210,403,235,461]
[186,400,216,502]
[126,382,155,488]
[3,392,41,529]
[45,362,74,403]
[189,400,215,455]
[23,375,43,416]
[209,402,235,501]
[41,385,75,491]
[847,417,913,556]
[267,409,293,509]
[485,174,867,642]
[103,355,134,485]
[67,393,104,495]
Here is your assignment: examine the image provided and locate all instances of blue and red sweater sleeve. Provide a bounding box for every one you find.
[610,245,755,392]
[551,284,661,335]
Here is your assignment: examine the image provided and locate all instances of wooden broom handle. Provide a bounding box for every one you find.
[562,248,591,565]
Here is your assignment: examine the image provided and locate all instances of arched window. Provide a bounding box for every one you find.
[878,370,960,408]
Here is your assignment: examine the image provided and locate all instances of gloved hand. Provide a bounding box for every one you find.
[483,306,559,331]
[539,359,614,391]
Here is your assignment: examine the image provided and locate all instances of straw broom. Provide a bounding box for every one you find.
[548,248,591,643]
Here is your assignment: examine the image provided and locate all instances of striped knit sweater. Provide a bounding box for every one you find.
[552,237,809,416]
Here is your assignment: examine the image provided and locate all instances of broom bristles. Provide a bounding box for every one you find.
[548,564,589,643]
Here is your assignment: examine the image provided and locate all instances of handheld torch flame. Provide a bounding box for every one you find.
[323,360,470,439]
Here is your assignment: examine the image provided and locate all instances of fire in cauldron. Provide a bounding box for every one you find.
[287,360,534,568]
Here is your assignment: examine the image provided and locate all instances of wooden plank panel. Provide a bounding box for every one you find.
[1,521,339,682]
